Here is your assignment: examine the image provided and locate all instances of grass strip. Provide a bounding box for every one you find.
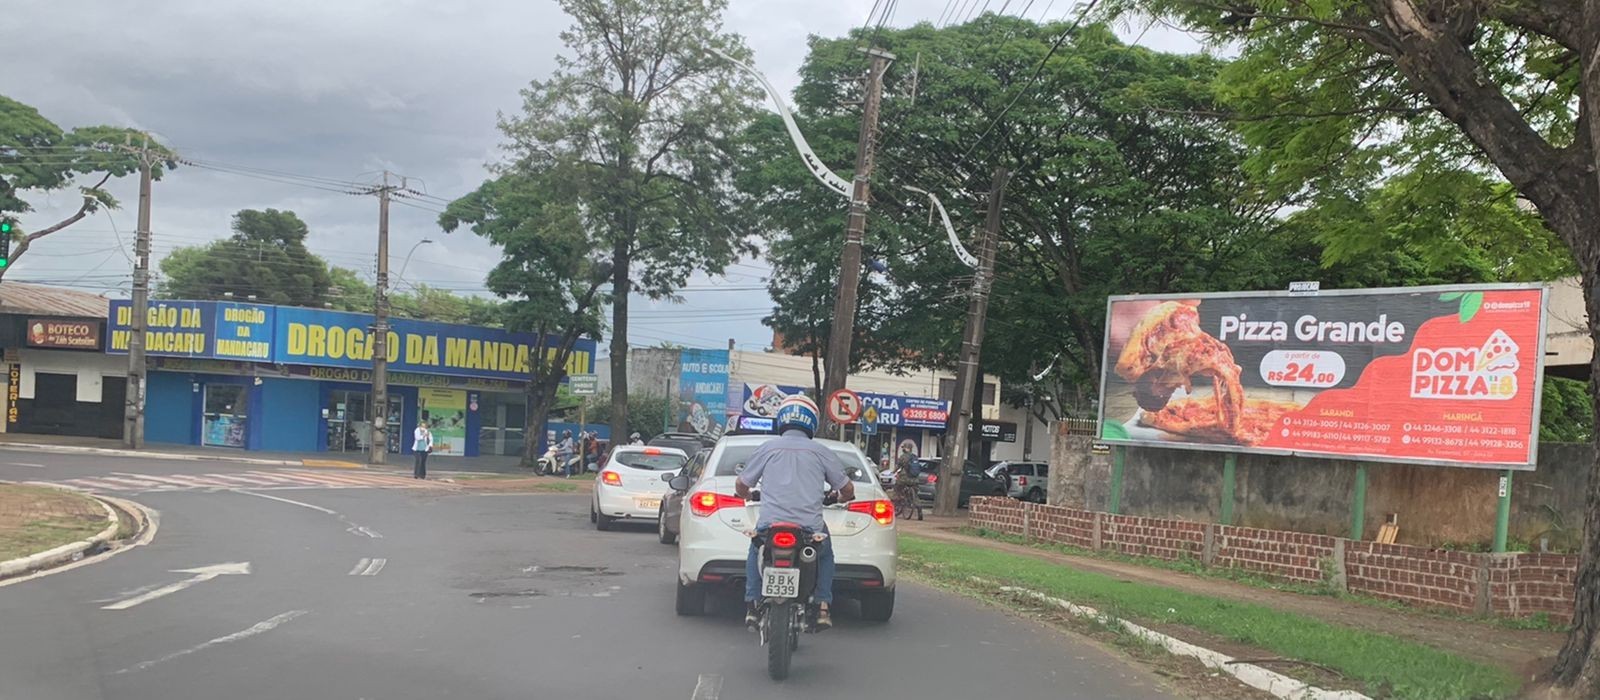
[901,534,1518,700]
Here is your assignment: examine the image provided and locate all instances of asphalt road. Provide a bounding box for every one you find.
[0,449,1176,700]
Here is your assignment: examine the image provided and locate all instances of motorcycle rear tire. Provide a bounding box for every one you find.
[765,601,795,680]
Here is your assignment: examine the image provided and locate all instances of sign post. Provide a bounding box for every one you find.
[826,389,863,425]
[1494,470,1514,552]
[1351,465,1369,540]
[568,374,599,396]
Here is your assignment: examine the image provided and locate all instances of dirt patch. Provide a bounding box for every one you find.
[0,483,108,561]
[901,519,1563,675]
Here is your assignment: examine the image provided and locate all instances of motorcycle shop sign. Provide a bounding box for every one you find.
[1097,283,1548,469]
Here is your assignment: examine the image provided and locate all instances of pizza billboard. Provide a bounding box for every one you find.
[1097,284,1548,470]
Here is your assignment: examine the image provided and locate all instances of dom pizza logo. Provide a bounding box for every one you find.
[1410,330,1520,400]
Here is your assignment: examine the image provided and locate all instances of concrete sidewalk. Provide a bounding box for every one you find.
[0,433,530,474]
[899,513,1564,677]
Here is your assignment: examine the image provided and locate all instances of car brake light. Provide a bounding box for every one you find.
[848,499,895,525]
[601,471,622,486]
[772,531,798,548]
[927,474,937,484]
[643,447,661,455]
[1018,476,1027,486]
[689,491,744,517]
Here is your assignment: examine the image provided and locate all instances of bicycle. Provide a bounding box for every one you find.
[891,481,923,521]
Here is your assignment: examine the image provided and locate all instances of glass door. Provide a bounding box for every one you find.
[325,390,400,454]
[202,384,248,448]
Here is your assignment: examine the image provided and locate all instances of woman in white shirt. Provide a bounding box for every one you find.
[413,420,433,479]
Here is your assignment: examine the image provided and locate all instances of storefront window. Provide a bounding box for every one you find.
[476,391,527,457]
[325,390,401,453]
[202,384,247,448]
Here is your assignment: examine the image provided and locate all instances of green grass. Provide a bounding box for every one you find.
[0,519,105,561]
[901,535,1519,700]
[962,526,1569,634]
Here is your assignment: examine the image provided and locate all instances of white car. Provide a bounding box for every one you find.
[669,434,897,621]
[590,445,689,531]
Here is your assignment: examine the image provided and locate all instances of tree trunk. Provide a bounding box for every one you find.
[523,377,560,469]
[609,243,631,442]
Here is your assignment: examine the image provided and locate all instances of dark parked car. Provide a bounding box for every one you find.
[912,457,1005,507]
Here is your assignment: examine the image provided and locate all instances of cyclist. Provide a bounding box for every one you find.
[733,395,854,631]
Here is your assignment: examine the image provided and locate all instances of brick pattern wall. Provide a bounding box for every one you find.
[958,497,1577,623]
[1343,542,1482,611]
[1214,526,1338,585]
[1487,552,1578,620]
[1100,512,1205,561]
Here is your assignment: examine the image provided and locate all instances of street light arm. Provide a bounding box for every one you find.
[708,48,851,199]
[904,186,979,269]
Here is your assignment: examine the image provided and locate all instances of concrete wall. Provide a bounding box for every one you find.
[1051,427,1593,549]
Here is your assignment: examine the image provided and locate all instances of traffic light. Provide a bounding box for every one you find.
[0,221,11,269]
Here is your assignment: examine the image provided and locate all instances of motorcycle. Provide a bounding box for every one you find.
[748,490,838,681]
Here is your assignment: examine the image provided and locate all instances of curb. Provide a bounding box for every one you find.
[0,487,122,580]
[0,442,306,468]
[969,577,1371,700]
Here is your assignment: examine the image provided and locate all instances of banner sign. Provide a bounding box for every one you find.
[110,300,596,382]
[1097,284,1548,469]
[419,387,467,454]
[26,319,100,350]
[678,349,729,440]
[741,382,808,418]
[738,381,950,431]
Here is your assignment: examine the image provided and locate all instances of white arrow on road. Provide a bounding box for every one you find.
[101,562,251,610]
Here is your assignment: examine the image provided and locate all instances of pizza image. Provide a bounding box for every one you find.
[1113,300,1297,446]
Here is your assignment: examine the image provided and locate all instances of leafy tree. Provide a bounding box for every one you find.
[576,391,671,441]
[505,0,759,449]
[1543,377,1595,445]
[439,170,611,468]
[0,95,171,281]
[1107,0,1600,689]
[157,209,332,307]
[328,270,502,326]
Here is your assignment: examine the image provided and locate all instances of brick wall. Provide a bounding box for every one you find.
[958,497,1578,623]
[1343,542,1483,612]
[1214,525,1338,585]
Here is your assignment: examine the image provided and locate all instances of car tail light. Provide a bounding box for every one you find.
[849,499,895,525]
[601,471,622,486]
[1018,476,1028,486]
[689,491,743,517]
[643,447,662,455]
[771,531,798,548]
[926,474,937,484]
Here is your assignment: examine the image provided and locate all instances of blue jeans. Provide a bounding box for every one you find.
[745,526,835,605]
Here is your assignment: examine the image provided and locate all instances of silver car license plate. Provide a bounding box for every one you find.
[761,568,800,599]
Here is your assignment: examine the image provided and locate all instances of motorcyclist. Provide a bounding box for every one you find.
[733,395,854,631]
[629,432,644,446]
[556,430,576,477]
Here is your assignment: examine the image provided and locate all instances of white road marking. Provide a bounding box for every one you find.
[8,462,44,468]
[349,558,371,576]
[101,562,252,610]
[691,673,723,700]
[353,558,386,576]
[233,489,337,514]
[116,610,308,674]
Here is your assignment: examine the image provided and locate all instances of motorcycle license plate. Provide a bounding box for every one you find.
[762,568,801,599]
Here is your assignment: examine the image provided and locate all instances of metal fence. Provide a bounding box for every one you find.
[1057,417,1097,437]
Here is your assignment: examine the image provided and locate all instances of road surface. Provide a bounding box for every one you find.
[0,448,1175,700]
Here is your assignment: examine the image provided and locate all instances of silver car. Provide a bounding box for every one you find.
[987,461,1050,503]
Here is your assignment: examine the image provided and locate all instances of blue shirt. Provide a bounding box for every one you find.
[737,430,850,531]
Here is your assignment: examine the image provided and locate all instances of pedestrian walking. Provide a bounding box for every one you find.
[413,420,434,479]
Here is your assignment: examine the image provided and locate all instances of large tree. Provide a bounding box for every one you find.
[157,209,332,307]
[505,0,759,450]
[439,171,611,467]
[0,95,169,281]
[1103,0,1600,692]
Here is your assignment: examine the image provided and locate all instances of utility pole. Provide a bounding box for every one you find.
[933,167,1008,517]
[123,138,156,449]
[369,172,398,465]
[820,46,894,437]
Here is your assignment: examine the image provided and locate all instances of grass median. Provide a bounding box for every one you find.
[900,534,1518,700]
[0,484,108,562]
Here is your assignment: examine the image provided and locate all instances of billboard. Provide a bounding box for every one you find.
[109,300,596,382]
[678,349,730,440]
[1097,284,1547,469]
[738,382,950,431]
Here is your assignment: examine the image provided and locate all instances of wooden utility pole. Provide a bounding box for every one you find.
[820,46,894,437]
[123,139,155,449]
[369,172,397,464]
[933,167,1008,517]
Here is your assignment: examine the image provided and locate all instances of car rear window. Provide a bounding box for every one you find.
[648,438,702,455]
[713,442,875,483]
[610,451,687,471]
[1036,464,1049,476]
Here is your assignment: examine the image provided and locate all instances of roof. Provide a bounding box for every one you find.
[0,282,111,319]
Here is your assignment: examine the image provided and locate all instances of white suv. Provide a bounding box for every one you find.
[669,434,897,621]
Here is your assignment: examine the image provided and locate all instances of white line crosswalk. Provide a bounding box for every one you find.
[40,469,452,494]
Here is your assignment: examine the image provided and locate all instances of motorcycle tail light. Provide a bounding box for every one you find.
[772,531,798,548]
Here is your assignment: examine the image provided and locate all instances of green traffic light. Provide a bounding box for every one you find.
[0,222,10,233]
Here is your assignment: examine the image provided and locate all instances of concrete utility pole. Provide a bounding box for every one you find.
[821,47,894,437]
[933,167,1008,517]
[123,137,156,449]
[369,172,399,465]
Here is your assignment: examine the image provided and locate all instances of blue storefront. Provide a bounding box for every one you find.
[107,300,596,458]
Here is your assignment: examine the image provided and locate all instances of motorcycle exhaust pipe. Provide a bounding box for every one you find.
[799,546,818,563]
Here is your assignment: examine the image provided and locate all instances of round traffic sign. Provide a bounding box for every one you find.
[826,389,863,423]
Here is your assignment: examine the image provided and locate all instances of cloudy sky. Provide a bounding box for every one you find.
[4,0,1198,356]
